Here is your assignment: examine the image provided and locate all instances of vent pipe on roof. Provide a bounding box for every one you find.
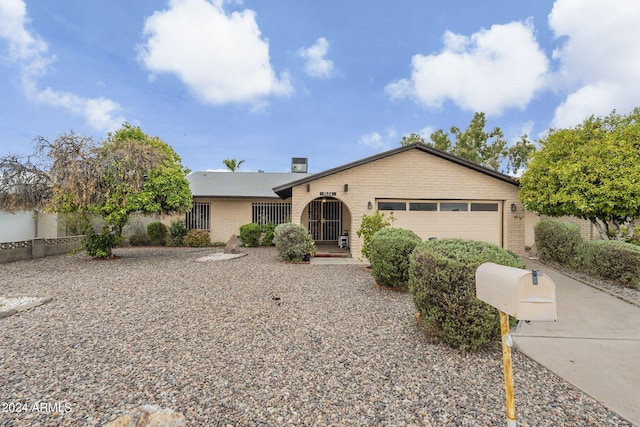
[291,157,308,173]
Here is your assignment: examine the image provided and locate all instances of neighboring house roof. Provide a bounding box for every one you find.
[273,143,520,199]
[188,171,310,198]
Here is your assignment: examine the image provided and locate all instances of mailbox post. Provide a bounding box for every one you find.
[476,263,557,427]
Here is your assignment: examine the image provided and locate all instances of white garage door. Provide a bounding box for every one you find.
[377,200,502,246]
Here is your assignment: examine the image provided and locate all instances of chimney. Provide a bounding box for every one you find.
[291,157,308,173]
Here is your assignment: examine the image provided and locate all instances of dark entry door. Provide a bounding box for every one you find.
[308,199,342,241]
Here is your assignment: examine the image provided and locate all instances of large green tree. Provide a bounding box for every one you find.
[98,123,192,237]
[0,123,192,250]
[401,112,536,174]
[520,108,640,241]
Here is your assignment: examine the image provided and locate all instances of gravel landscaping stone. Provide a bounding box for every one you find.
[0,247,633,426]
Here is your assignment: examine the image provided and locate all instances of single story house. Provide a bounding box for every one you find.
[187,143,526,259]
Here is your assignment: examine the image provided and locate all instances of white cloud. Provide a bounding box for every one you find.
[548,0,640,128]
[298,37,334,78]
[386,20,548,116]
[0,0,124,132]
[358,128,397,150]
[138,0,293,106]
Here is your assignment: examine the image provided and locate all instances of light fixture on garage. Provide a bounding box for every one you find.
[511,203,517,212]
[367,201,373,210]
[344,184,348,192]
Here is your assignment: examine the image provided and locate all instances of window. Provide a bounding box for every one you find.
[409,202,437,211]
[440,202,468,212]
[471,203,499,212]
[186,201,210,230]
[252,202,291,225]
[378,201,406,211]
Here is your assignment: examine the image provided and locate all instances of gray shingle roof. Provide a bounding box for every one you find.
[188,171,310,198]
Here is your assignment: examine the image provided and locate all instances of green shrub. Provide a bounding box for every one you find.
[261,223,276,246]
[369,228,422,289]
[81,226,119,258]
[185,229,210,247]
[274,223,316,262]
[576,240,640,289]
[356,210,395,260]
[408,239,524,352]
[535,219,582,266]
[168,219,188,246]
[239,223,262,247]
[147,222,168,246]
[128,222,151,246]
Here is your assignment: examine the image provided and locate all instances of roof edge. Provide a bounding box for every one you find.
[273,143,519,198]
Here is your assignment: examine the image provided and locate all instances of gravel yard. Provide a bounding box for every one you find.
[0,247,633,426]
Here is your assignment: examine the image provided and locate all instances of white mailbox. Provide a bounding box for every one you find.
[475,262,557,322]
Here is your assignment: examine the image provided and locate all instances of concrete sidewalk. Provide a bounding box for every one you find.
[513,259,640,425]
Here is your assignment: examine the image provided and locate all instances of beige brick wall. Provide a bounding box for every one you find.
[193,197,291,243]
[291,149,524,259]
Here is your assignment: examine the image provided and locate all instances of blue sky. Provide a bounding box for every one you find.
[1,0,639,174]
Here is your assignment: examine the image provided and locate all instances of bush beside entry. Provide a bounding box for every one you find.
[239,223,262,247]
[369,228,422,289]
[409,239,524,352]
[274,223,316,262]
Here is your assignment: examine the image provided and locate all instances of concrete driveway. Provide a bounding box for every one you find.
[513,259,640,425]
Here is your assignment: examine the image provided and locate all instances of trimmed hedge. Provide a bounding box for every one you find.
[408,239,524,352]
[274,223,316,262]
[534,219,640,289]
[239,223,262,247]
[535,219,582,266]
[577,240,640,289]
[369,228,422,289]
[261,223,276,246]
[185,229,210,247]
[147,222,167,246]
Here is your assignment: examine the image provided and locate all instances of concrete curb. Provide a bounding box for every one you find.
[0,296,53,319]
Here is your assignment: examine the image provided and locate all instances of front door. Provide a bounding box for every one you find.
[308,198,342,242]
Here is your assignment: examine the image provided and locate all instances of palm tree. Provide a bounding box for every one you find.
[223,158,245,172]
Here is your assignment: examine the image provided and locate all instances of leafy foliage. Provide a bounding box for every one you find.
[128,222,151,246]
[185,229,210,247]
[520,108,640,241]
[239,223,262,247]
[369,228,422,288]
[260,223,276,246]
[81,226,119,258]
[168,219,188,246]
[274,223,316,262]
[223,158,245,172]
[400,112,536,174]
[0,124,192,257]
[147,222,168,246]
[576,240,640,289]
[534,220,582,267]
[534,219,640,289]
[408,239,524,352]
[356,210,395,260]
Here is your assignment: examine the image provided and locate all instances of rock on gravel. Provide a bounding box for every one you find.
[0,247,633,426]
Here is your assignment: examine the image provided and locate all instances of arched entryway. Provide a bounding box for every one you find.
[303,196,352,255]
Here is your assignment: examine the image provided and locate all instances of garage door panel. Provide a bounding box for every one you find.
[378,200,502,246]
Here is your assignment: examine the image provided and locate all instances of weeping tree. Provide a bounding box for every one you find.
[0,124,192,257]
[520,108,640,241]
